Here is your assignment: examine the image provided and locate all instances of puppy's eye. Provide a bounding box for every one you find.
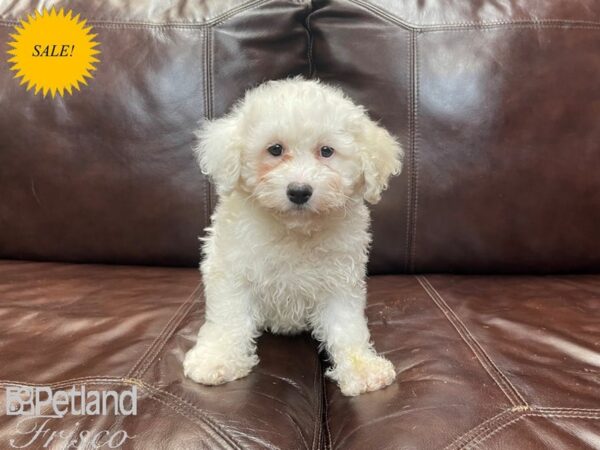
[320,146,334,158]
[267,144,283,157]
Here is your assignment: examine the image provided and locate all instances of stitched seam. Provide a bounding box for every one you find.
[311,360,317,450]
[349,0,412,31]
[444,409,518,450]
[3,18,599,32]
[537,407,600,413]
[410,32,420,273]
[0,376,123,388]
[465,414,526,450]
[304,3,315,78]
[322,375,332,450]
[202,29,210,226]
[418,276,528,406]
[126,285,197,377]
[311,355,321,450]
[145,393,238,448]
[2,1,600,32]
[0,378,241,449]
[465,411,600,449]
[0,0,271,29]
[208,26,214,218]
[194,0,271,28]
[2,378,239,448]
[136,380,239,446]
[535,412,600,418]
[3,20,598,32]
[404,30,414,273]
[454,413,523,450]
[421,23,600,32]
[142,390,238,448]
[422,277,529,406]
[418,276,527,406]
[0,375,237,439]
[206,28,214,121]
[416,276,526,407]
[134,380,242,449]
[0,380,125,389]
[204,26,214,223]
[132,294,197,378]
[451,406,533,450]
[348,0,600,31]
[126,283,201,379]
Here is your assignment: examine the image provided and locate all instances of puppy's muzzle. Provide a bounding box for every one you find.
[287,183,313,205]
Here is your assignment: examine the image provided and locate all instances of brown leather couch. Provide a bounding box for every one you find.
[1,1,599,448]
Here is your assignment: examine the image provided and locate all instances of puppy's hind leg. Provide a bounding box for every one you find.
[183,275,259,385]
[311,290,396,396]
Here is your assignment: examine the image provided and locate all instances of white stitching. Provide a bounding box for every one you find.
[323,378,332,449]
[444,409,517,450]
[410,32,420,273]
[1,378,242,448]
[537,407,600,413]
[416,276,526,407]
[348,0,600,31]
[0,0,271,30]
[136,380,242,448]
[203,26,214,224]
[0,376,122,388]
[465,414,526,450]
[127,283,201,378]
[1,0,600,32]
[404,30,414,272]
[422,23,600,33]
[466,411,600,449]
[311,356,322,450]
[420,276,529,406]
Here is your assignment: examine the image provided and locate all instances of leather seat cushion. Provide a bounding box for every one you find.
[326,275,600,449]
[0,260,324,449]
[2,261,599,449]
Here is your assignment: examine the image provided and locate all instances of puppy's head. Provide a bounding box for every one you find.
[196,78,403,222]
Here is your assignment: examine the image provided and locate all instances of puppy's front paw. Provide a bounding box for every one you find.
[328,353,396,396]
[183,346,258,386]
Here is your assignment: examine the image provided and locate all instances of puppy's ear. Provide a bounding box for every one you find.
[356,116,403,204]
[194,115,243,195]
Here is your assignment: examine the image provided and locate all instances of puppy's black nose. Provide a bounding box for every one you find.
[287,183,313,205]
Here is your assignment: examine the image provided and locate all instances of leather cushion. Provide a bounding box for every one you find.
[325,275,600,449]
[0,261,324,449]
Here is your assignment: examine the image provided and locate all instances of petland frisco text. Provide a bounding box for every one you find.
[5,385,137,448]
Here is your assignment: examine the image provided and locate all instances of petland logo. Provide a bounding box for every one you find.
[5,385,137,448]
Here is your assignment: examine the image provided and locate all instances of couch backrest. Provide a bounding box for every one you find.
[310,0,600,273]
[1,0,599,274]
[0,0,310,267]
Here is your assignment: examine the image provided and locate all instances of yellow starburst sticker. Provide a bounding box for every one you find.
[7,7,100,98]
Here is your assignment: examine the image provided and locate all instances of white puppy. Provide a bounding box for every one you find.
[183,78,403,396]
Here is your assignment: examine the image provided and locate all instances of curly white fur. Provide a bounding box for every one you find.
[183,78,403,396]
